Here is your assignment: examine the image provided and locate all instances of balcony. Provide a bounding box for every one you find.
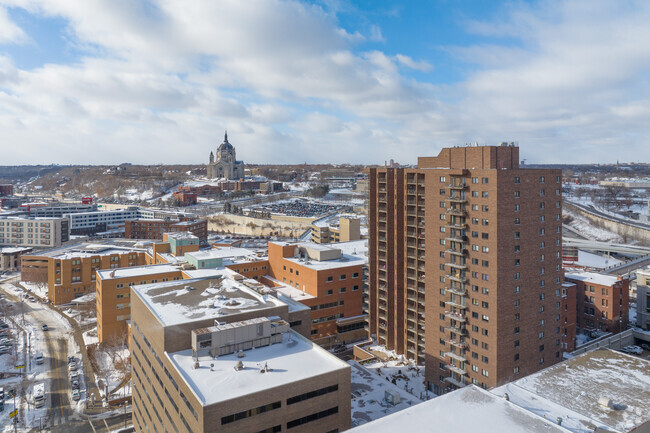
[445,208,467,217]
[445,222,467,230]
[446,286,467,296]
[445,339,468,350]
[445,234,468,243]
[445,311,466,322]
[446,261,467,270]
[445,325,468,335]
[446,248,468,257]
[445,300,467,310]
[444,375,468,388]
[445,351,467,363]
[445,195,467,204]
[448,183,467,190]
[446,274,468,284]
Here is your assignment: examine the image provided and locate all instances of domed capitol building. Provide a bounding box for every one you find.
[206,131,245,179]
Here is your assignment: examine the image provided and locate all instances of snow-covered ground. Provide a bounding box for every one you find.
[348,345,436,428]
[83,328,99,347]
[361,346,430,400]
[16,281,48,300]
[565,209,623,242]
[93,343,131,401]
[350,361,426,428]
[0,282,86,431]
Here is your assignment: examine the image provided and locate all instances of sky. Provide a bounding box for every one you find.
[0,0,649,165]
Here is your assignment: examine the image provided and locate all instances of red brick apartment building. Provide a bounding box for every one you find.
[564,270,629,333]
[264,241,366,345]
[369,144,566,394]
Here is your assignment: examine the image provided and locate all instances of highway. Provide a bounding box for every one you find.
[565,199,650,231]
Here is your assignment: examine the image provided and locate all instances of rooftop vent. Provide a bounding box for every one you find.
[234,360,244,371]
[237,350,245,358]
[598,397,613,409]
[186,285,196,291]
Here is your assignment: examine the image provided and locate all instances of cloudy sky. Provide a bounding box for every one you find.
[0,0,649,165]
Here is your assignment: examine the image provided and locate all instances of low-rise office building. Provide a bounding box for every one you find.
[0,247,33,272]
[0,216,69,248]
[130,273,349,433]
[311,217,361,244]
[21,242,148,304]
[125,218,208,245]
[96,263,185,342]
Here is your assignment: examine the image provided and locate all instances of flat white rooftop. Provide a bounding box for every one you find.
[167,330,349,406]
[33,242,147,259]
[132,271,285,327]
[283,253,365,271]
[348,385,571,433]
[264,276,316,300]
[564,269,621,286]
[185,247,259,261]
[498,349,650,433]
[97,263,182,280]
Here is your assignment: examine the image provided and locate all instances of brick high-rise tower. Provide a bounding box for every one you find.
[369,144,564,395]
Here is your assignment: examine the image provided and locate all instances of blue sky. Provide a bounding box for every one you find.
[0,0,649,165]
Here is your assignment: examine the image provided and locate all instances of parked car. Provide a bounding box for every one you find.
[68,362,78,372]
[68,356,75,364]
[0,386,4,400]
[622,345,643,355]
[0,347,11,355]
[69,370,79,380]
[34,353,44,365]
[28,296,35,302]
[41,324,48,331]
[71,389,80,401]
[641,343,650,351]
[70,379,79,389]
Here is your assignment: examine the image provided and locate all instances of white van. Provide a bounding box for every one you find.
[35,353,44,365]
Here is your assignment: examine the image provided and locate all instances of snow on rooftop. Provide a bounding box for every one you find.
[348,385,571,433]
[564,269,621,286]
[185,247,258,261]
[511,349,650,432]
[264,276,316,300]
[575,250,623,269]
[132,273,284,327]
[97,263,182,280]
[167,330,348,406]
[493,382,618,433]
[33,242,147,258]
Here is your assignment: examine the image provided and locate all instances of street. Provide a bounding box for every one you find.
[0,277,133,432]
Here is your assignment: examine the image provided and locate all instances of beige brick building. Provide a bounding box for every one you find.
[0,216,69,248]
[130,272,350,433]
[369,144,565,394]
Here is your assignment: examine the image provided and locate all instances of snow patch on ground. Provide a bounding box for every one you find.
[565,209,623,242]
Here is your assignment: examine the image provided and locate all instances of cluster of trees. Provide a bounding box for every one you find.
[247,209,272,219]
[307,184,330,198]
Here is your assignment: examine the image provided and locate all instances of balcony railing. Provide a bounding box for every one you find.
[444,311,466,322]
[445,351,467,363]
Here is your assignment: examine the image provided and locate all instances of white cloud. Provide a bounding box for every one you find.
[0,6,27,44]
[0,0,649,164]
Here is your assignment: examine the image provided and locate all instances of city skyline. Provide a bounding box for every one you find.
[1,0,650,165]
